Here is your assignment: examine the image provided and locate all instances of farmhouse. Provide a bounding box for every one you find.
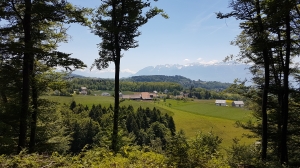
[121,92,156,100]
[122,94,141,100]
[80,87,88,95]
[141,92,155,100]
[215,100,226,106]
[232,101,244,107]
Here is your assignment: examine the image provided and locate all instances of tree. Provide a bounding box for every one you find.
[0,0,90,152]
[217,0,300,164]
[91,0,167,152]
[217,0,271,160]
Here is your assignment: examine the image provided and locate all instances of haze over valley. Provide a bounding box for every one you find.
[74,61,251,83]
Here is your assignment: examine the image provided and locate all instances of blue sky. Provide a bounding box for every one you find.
[58,0,242,78]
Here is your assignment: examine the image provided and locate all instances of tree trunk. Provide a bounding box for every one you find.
[111,0,120,153]
[255,0,269,160]
[18,0,32,152]
[112,55,120,153]
[280,5,291,164]
[274,30,284,159]
[29,70,38,153]
[261,50,269,161]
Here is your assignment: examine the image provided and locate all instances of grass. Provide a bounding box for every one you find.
[168,99,252,121]
[43,95,255,147]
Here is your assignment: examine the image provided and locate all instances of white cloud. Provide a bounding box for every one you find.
[198,59,219,65]
[184,59,190,62]
[121,69,136,74]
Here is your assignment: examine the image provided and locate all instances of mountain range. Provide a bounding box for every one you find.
[73,62,252,83]
[133,62,252,83]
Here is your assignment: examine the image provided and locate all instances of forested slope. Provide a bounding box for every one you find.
[69,74,232,91]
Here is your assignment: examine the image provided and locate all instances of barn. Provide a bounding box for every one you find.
[215,100,226,106]
[232,101,244,107]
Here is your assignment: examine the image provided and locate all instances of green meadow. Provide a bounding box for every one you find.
[44,95,255,147]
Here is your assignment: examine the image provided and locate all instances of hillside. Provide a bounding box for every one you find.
[123,75,232,90]
[68,74,232,91]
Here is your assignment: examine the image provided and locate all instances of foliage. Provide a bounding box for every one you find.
[166,130,226,167]
[91,0,167,152]
[56,101,176,154]
[127,75,232,90]
[0,147,169,168]
[0,132,230,168]
[67,75,232,93]
[67,77,183,93]
[218,0,300,164]
[0,70,73,154]
[0,0,89,152]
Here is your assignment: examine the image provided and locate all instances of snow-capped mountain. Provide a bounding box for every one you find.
[134,62,252,83]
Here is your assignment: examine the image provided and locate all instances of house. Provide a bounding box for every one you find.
[232,101,244,107]
[121,92,156,100]
[122,94,141,100]
[80,87,87,95]
[101,92,110,96]
[141,92,153,100]
[215,100,226,106]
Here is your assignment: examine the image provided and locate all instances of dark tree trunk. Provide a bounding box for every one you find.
[261,49,270,161]
[255,0,269,160]
[112,55,120,153]
[273,30,284,159]
[280,5,290,164]
[18,0,32,152]
[29,70,38,153]
[111,0,120,153]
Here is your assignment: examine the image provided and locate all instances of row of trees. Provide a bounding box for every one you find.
[217,0,300,165]
[66,78,243,100]
[126,75,232,90]
[187,87,244,101]
[67,78,183,93]
[67,75,232,92]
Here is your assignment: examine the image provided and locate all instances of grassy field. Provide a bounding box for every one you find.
[43,95,255,147]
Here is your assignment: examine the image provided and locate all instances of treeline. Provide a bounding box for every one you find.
[68,75,232,92]
[188,88,243,100]
[126,75,232,90]
[68,78,183,93]
[67,78,243,100]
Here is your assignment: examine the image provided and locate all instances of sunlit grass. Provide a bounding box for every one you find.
[43,95,255,147]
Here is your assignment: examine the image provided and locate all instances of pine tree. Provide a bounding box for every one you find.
[91,0,167,152]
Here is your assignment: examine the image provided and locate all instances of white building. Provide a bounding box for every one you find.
[232,101,244,107]
[215,100,226,106]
